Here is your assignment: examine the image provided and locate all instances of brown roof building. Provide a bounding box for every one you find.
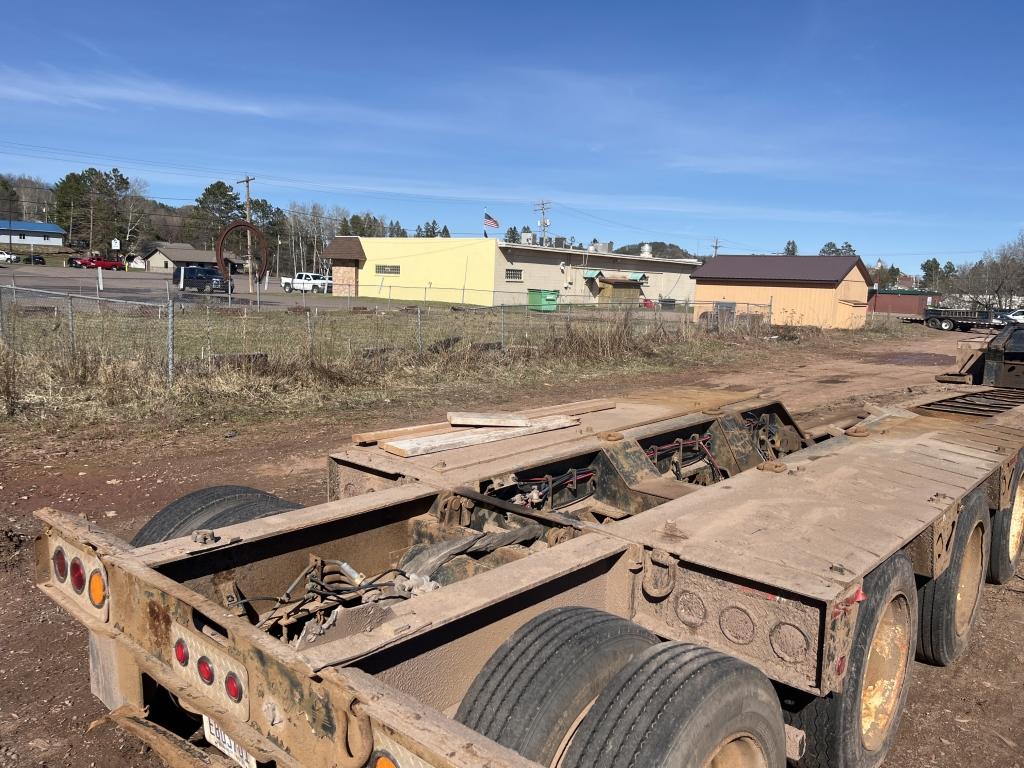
[143,243,242,273]
[692,255,872,328]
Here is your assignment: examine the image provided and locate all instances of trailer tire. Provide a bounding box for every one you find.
[917,490,990,665]
[988,450,1024,584]
[925,317,941,329]
[939,318,955,331]
[455,607,657,766]
[562,642,786,768]
[130,485,299,546]
[786,551,916,768]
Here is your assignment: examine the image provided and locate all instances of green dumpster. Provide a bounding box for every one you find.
[527,288,560,312]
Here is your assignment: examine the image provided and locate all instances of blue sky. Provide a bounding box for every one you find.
[1,1,1021,271]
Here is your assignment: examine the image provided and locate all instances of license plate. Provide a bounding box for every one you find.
[203,715,256,768]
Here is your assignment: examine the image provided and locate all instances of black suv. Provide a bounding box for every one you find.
[171,266,233,293]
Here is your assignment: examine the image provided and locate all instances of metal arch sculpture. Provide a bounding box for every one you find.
[214,220,270,283]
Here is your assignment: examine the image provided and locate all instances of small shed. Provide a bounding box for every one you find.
[692,255,872,329]
[868,289,940,315]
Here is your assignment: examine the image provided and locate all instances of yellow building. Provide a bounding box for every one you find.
[325,236,702,307]
[692,255,871,329]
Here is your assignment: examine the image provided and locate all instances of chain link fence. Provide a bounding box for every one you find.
[0,286,772,393]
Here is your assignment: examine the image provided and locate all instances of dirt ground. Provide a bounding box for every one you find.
[1,327,1021,767]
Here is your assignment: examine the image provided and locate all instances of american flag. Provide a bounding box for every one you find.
[483,212,500,229]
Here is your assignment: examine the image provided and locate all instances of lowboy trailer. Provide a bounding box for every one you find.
[34,379,1024,768]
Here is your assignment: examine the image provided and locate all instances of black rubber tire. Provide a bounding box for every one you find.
[283,283,293,293]
[988,450,1024,584]
[455,607,657,765]
[130,485,299,546]
[917,490,990,665]
[562,642,786,768]
[925,317,941,330]
[311,285,321,294]
[939,318,955,331]
[786,551,917,768]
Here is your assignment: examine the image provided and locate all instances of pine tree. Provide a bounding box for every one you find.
[783,240,798,256]
[504,226,520,243]
[415,224,424,237]
[440,225,450,238]
[819,241,841,257]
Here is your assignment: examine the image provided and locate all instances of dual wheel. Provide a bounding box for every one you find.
[460,487,997,768]
[456,606,784,768]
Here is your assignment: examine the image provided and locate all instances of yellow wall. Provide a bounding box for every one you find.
[357,238,499,305]
[694,266,868,328]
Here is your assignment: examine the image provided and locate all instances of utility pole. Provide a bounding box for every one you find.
[712,237,720,258]
[237,175,255,293]
[533,200,551,246]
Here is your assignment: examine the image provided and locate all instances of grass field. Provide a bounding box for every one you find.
[0,294,910,425]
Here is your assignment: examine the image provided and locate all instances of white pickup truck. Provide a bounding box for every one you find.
[281,272,332,293]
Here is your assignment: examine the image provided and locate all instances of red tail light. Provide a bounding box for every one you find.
[69,557,86,594]
[224,672,243,702]
[52,548,68,582]
[197,656,215,685]
[174,638,189,667]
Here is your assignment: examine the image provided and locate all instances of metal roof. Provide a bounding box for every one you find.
[0,219,66,235]
[145,242,239,264]
[499,241,702,267]
[692,255,871,286]
[323,236,367,262]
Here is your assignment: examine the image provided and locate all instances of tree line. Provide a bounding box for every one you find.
[0,169,461,274]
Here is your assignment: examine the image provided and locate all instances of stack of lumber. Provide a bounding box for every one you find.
[350,399,615,458]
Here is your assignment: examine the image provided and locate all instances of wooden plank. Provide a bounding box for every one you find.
[351,398,615,445]
[380,415,579,458]
[447,412,535,428]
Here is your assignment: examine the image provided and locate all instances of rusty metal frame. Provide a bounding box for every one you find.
[214,221,270,283]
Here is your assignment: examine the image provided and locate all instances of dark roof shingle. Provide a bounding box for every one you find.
[693,255,870,286]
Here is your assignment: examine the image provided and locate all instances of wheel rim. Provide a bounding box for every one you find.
[703,734,768,768]
[860,594,912,752]
[955,523,985,636]
[1009,483,1024,563]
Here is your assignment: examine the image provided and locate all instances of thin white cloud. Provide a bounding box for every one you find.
[0,66,462,132]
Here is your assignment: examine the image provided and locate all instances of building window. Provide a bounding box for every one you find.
[43,235,50,241]
[505,268,523,281]
[375,264,400,275]
[18,234,25,239]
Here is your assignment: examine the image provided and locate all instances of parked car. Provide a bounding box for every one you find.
[281,272,332,293]
[172,266,234,294]
[0,251,19,263]
[997,309,1024,324]
[76,255,126,270]
[21,255,45,265]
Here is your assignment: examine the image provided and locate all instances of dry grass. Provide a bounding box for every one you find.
[0,304,917,428]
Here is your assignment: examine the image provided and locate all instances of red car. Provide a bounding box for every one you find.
[72,256,125,270]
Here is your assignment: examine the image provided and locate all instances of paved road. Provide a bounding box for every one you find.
[0,263,352,310]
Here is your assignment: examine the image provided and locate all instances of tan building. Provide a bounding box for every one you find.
[143,242,242,273]
[692,255,871,328]
[324,236,702,306]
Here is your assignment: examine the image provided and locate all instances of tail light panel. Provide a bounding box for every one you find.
[170,622,250,720]
[43,536,109,623]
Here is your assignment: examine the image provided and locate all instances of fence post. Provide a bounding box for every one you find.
[0,287,5,340]
[166,299,174,387]
[417,306,424,353]
[66,294,76,356]
[500,304,505,349]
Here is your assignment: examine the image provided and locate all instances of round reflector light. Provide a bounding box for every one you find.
[174,638,189,666]
[197,656,215,685]
[373,754,399,768]
[69,557,86,594]
[224,672,243,702]
[52,548,68,582]
[87,570,106,608]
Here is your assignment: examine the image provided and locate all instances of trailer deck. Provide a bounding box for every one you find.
[32,384,1024,768]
